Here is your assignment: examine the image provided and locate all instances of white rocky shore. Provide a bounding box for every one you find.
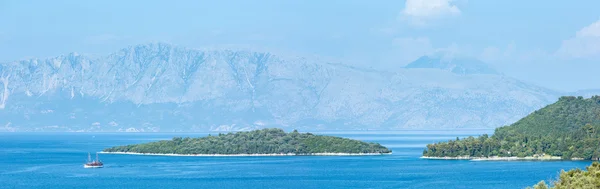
[419,155,585,161]
[99,151,392,157]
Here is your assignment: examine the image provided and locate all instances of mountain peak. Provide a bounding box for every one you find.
[404,53,499,75]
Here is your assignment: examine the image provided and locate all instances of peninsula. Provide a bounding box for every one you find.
[422,96,600,161]
[102,128,392,156]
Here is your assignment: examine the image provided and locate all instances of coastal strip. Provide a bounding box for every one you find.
[99,151,393,157]
[419,156,582,161]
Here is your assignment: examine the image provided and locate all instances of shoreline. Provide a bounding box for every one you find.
[99,151,393,157]
[419,156,585,161]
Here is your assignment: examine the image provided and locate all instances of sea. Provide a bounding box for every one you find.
[0,129,593,189]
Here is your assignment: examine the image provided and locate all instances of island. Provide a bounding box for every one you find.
[102,128,392,156]
[527,162,600,189]
[422,96,600,161]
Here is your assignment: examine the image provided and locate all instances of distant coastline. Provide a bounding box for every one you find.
[99,151,392,157]
[420,156,585,161]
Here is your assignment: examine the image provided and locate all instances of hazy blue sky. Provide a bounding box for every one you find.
[1,0,599,91]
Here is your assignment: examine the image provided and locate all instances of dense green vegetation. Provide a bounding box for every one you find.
[527,162,600,189]
[103,128,391,155]
[423,96,600,160]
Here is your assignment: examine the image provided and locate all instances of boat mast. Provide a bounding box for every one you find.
[88,152,91,162]
[96,153,99,162]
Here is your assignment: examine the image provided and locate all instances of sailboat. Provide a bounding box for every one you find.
[84,152,104,168]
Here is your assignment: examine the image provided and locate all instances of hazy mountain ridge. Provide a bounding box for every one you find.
[0,43,581,132]
[404,53,499,75]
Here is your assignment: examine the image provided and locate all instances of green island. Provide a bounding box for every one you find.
[527,162,600,189]
[102,128,392,156]
[423,96,600,160]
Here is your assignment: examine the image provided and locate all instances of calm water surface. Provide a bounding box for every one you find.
[0,130,592,189]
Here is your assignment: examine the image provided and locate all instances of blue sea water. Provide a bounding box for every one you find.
[0,130,593,189]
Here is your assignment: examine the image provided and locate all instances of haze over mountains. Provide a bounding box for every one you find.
[0,43,590,132]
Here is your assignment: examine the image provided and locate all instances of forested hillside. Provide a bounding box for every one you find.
[103,128,391,155]
[423,96,600,160]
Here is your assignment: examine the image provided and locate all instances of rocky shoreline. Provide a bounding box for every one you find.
[99,151,393,157]
[419,155,583,161]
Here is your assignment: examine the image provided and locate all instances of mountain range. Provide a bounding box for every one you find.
[0,43,591,132]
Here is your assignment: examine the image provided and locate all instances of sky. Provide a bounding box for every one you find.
[0,0,599,91]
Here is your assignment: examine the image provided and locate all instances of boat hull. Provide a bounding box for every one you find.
[83,164,103,168]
